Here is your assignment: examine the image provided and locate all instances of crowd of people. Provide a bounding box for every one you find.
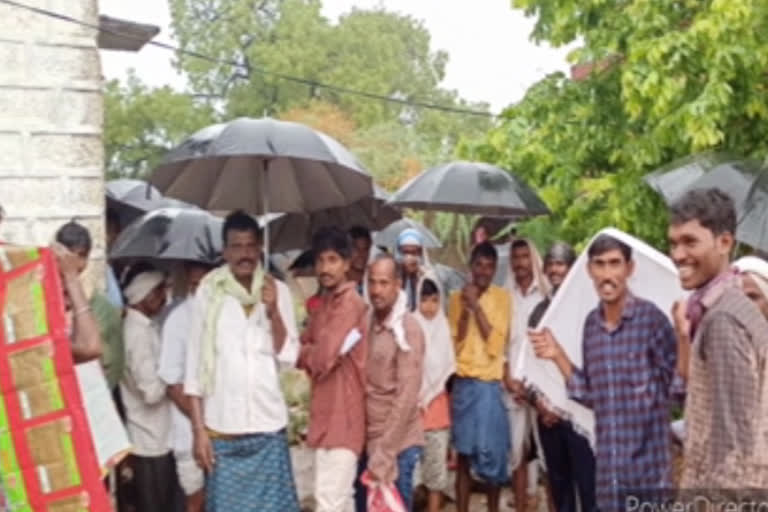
[21,184,768,512]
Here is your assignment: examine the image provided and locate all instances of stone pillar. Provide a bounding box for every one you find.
[0,0,105,286]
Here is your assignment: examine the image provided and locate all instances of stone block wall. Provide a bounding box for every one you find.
[0,0,105,286]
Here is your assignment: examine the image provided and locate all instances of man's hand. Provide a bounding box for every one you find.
[262,274,278,316]
[51,242,81,279]
[534,397,559,427]
[529,328,562,361]
[461,284,479,312]
[672,299,690,341]
[505,377,527,404]
[193,429,215,473]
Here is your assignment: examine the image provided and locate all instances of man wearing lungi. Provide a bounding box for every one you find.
[184,211,301,511]
[449,242,511,512]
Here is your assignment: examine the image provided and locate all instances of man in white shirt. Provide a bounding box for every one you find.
[159,262,213,512]
[121,270,178,512]
[184,211,301,511]
[504,238,550,512]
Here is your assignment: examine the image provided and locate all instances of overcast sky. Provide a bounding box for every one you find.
[98,0,574,113]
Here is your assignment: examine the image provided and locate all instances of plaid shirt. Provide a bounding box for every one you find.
[568,295,677,511]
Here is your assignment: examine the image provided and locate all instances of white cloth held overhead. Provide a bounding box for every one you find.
[124,271,166,306]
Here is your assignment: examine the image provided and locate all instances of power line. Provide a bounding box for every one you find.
[1,0,499,118]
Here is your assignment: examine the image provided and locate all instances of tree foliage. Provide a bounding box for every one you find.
[463,0,768,249]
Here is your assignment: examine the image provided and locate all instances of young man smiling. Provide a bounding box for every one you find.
[531,235,678,512]
[668,188,768,489]
[298,227,368,512]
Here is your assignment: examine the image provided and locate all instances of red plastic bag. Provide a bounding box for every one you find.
[360,470,407,512]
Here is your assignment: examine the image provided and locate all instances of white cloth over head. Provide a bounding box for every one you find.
[734,256,768,300]
[124,271,165,306]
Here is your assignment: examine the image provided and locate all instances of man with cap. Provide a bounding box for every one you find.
[527,243,597,512]
[121,270,180,512]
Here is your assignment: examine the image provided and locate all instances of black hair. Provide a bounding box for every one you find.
[369,253,401,279]
[470,241,498,263]
[222,210,262,246]
[587,234,632,262]
[669,187,737,236]
[312,226,351,260]
[55,220,92,254]
[510,239,530,252]
[420,278,439,298]
[348,225,372,242]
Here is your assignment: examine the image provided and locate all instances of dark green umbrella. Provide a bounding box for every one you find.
[644,153,768,251]
[389,161,549,217]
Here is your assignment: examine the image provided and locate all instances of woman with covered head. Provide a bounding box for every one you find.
[396,227,434,312]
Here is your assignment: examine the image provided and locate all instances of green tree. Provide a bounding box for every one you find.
[104,72,216,179]
[463,0,768,249]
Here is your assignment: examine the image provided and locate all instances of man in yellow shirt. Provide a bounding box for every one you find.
[449,242,512,512]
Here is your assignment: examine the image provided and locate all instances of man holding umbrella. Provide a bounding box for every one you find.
[184,211,301,511]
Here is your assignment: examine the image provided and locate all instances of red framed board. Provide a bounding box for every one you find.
[0,245,111,512]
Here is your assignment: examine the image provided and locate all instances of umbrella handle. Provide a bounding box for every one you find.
[262,162,270,269]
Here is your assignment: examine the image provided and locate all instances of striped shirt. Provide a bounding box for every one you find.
[567,295,677,511]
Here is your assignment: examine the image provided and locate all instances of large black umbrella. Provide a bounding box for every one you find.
[374,218,442,250]
[149,117,373,256]
[106,179,196,226]
[390,161,549,217]
[110,208,223,266]
[263,184,400,252]
[644,153,768,251]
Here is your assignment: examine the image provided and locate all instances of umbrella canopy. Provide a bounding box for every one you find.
[390,161,549,217]
[644,153,768,251]
[149,117,373,215]
[264,184,400,252]
[374,218,442,250]
[106,179,162,225]
[110,208,223,266]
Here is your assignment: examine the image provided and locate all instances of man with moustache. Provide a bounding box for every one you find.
[184,211,301,511]
[668,189,768,489]
[531,235,678,512]
[298,227,367,512]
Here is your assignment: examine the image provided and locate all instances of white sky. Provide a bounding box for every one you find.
[98,0,574,113]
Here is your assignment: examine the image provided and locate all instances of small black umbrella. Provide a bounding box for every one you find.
[644,153,768,251]
[106,179,196,226]
[374,218,442,250]
[390,161,549,217]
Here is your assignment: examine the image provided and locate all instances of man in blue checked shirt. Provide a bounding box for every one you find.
[531,234,678,512]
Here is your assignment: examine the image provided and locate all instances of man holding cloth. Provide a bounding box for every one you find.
[450,242,511,512]
[298,227,367,512]
[184,211,301,511]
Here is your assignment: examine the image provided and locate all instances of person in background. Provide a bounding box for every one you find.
[397,228,431,312]
[159,262,214,512]
[298,227,368,512]
[668,189,768,489]
[121,270,180,512]
[527,243,597,512]
[364,254,425,511]
[349,225,373,295]
[184,211,301,511]
[504,238,550,512]
[105,208,125,310]
[733,255,768,319]
[415,278,455,512]
[531,235,678,511]
[52,221,104,363]
[450,242,511,512]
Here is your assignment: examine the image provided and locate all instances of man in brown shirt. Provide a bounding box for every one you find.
[669,188,768,490]
[364,254,425,511]
[298,227,368,512]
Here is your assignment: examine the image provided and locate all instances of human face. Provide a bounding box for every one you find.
[399,244,422,275]
[419,293,440,320]
[545,259,570,288]
[367,260,401,313]
[141,283,168,317]
[742,275,768,319]
[186,265,211,295]
[668,219,733,290]
[470,255,497,291]
[350,237,372,272]
[587,249,633,305]
[315,249,350,292]
[511,245,533,285]
[223,229,260,281]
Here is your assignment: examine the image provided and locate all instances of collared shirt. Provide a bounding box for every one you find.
[567,295,677,511]
[120,308,171,457]
[507,280,544,375]
[449,285,510,381]
[184,277,299,435]
[681,282,768,488]
[366,312,425,483]
[158,298,194,455]
[297,282,368,455]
